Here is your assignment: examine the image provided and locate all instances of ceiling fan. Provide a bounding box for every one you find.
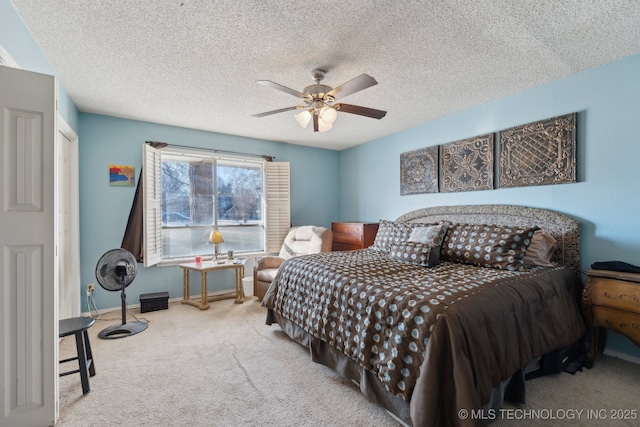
[252,69,387,133]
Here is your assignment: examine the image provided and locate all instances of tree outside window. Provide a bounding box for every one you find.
[160,156,264,259]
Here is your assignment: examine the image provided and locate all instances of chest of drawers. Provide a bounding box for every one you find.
[331,222,379,251]
[582,269,640,367]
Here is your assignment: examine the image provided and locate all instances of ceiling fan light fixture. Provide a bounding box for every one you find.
[254,69,386,134]
[318,117,333,132]
[320,105,337,124]
[295,110,312,128]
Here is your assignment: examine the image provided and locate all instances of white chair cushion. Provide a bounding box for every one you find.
[279,225,329,259]
[256,268,279,282]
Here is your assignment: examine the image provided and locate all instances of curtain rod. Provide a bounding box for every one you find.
[146,141,275,162]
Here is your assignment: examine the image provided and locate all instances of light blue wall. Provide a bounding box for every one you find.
[339,53,640,359]
[0,0,79,130]
[5,0,638,359]
[78,113,340,311]
[3,0,339,316]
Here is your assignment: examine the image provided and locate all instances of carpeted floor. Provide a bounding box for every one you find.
[57,298,640,426]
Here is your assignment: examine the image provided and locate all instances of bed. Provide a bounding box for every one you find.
[262,205,586,426]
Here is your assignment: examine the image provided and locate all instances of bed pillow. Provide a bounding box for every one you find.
[407,223,448,247]
[388,242,440,267]
[371,220,415,254]
[522,229,557,267]
[442,223,536,271]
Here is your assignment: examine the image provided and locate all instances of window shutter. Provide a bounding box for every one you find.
[265,162,290,254]
[142,144,163,267]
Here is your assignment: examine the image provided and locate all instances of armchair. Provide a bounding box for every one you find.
[254,225,333,300]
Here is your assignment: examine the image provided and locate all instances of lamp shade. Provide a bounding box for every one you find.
[209,230,225,244]
[318,117,333,132]
[295,110,312,128]
[320,106,337,124]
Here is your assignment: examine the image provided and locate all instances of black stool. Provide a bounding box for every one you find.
[59,317,96,395]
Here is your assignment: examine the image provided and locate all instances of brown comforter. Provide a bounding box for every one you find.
[263,249,585,426]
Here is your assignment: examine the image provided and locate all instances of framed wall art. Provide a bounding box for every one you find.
[498,113,577,188]
[440,133,494,193]
[109,165,136,187]
[400,146,439,195]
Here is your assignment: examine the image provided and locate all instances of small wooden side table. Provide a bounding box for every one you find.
[582,269,640,368]
[179,261,245,310]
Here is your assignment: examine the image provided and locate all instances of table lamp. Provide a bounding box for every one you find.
[209,230,224,263]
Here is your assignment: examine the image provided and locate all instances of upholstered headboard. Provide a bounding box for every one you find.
[396,204,581,273]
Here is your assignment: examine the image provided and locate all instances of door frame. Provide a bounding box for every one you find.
[0,44,19,68]
[57,114,81,321]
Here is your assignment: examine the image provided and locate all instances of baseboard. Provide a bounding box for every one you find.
[82,289,249,317]
[603,348,640,365]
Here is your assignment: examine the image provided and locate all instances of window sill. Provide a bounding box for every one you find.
[154,251,270,268]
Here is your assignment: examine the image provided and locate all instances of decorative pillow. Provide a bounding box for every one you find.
[371,220,416,254]
[442,223,537,271]
[522,229,557,267]
[388,242,440,267]
[407,223,448,247]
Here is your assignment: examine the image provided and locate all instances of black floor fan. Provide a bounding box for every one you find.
[95,248,148,339]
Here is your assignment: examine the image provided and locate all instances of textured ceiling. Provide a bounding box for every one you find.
[10,0,640,150]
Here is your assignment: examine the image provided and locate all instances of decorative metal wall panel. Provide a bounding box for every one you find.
[498,113,577,188]
[440,133,494,193]
[400,146,438,195]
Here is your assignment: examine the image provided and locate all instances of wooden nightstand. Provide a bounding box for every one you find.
[582,269,640,368]
[331,222,379,251]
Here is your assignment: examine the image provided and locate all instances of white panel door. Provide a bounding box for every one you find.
[0,66,57,426]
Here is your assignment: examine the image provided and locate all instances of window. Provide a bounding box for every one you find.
[143,144,289,267]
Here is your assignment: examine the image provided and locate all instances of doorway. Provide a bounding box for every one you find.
[57,117,81,320]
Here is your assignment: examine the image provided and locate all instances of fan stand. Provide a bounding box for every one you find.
[98,274,148,340]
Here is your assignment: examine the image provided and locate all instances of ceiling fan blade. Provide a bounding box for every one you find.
[256,80,306,98]
[313,114,319,132]
[326,74,378,100]
[334,103,387,119]
[252,106,302,118]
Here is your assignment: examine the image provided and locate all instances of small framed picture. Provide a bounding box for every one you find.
[109,165,135,187]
